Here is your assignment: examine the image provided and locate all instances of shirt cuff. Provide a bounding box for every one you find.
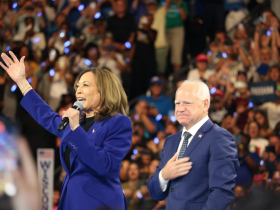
[159,170,169,192]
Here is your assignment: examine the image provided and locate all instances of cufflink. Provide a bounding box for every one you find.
[92,129,95,133]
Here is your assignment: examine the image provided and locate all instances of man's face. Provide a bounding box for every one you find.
[212,95,223,110]
[207,75,218,89]
[150,83,162,96]
[136,101,149,115]
[221,115,233,130]
[146,4,157,15]
[175,84,208,130]
[215,32,226,44]
[234,186,245,197]
[141,154,152,165]
[25,18,34,30]
[115,0,126,14]
[240,135,249,148]
[269,136,280,155]
[260,48,271,64]
[196,61,207,71]
[269,67,280,81]
[128,163,140,180]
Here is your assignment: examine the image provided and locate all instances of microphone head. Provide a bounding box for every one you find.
[73,101,83,110]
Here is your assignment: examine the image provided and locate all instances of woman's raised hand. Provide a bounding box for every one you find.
[0,51,25,84]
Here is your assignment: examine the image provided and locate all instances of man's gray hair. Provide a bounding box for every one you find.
[177,79,210,108]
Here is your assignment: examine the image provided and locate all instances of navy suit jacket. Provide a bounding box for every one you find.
[147,119,239,210]
[20,90,132,210]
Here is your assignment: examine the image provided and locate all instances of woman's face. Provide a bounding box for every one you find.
[248,122,259,139]
[75,72,101,117]
[255,113,265,127]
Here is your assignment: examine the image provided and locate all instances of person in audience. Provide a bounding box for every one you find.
[248,121,269,157]
[254,110,273,138]
[158,0,188,72]
[98,33,126,83]
[133,100,161,138]
[231,185,248,210]
[122,162,145,210]
[139,76,174,128]
[187,54,215,82]
[129,14,157,99]
[268,135,280,163]
[235,133,259,188]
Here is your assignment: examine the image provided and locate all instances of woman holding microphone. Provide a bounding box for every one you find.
[0,51,132,210]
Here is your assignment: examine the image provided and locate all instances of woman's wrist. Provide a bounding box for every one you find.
[17,78,28,88]
[17,78,32,95]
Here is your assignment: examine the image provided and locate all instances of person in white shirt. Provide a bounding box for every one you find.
[247,121,269,157]
[147,79,239,210]
[187,54,215,82]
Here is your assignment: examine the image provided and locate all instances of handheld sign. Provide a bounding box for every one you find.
[37,149,54,210]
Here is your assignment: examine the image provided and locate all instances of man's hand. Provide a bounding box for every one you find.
[162,153,192,180]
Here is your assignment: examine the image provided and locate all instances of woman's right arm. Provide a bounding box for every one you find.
[0,51,63,137]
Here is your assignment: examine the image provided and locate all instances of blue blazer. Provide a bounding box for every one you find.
[147,119,239,210]
[21,90,132,210]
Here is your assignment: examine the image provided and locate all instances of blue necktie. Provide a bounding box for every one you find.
[178,132,192,159]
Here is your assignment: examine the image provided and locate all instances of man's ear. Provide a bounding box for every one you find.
[204,99,209,111]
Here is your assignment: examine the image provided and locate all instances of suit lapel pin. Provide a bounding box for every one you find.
[92,129,95,133]
[198,134,202,138]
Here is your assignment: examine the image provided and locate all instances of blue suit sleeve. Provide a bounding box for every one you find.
[64,115,132,176]
[147,138,170,200]
[203,129,239,210]
[20,89,63,138]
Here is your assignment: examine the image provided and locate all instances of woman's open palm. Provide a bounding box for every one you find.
[0,51,25,83]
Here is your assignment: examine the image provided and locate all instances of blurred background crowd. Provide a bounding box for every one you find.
[1,0,280,209]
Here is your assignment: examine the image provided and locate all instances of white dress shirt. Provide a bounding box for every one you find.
[159,115,209,191]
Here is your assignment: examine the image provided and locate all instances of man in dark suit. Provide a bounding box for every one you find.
[147,80,239,210]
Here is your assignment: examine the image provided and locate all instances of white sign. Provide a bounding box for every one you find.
[37,149,54,210]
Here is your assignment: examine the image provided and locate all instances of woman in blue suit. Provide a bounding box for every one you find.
[0,51,132,210]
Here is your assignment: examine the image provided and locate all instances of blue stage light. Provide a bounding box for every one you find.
[64,40,71,48]
[94,12,101,19]
[11,84,17,92]
[49,69,55,77]
[125,42,131,49]
[154,137,159,144]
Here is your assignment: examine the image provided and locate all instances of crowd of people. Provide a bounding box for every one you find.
[1,0,280,209]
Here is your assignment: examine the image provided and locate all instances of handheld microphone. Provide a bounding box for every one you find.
[57,101,83,132]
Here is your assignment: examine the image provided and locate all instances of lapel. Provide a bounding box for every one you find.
[69,116,109,172]
[183,119,213,157]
